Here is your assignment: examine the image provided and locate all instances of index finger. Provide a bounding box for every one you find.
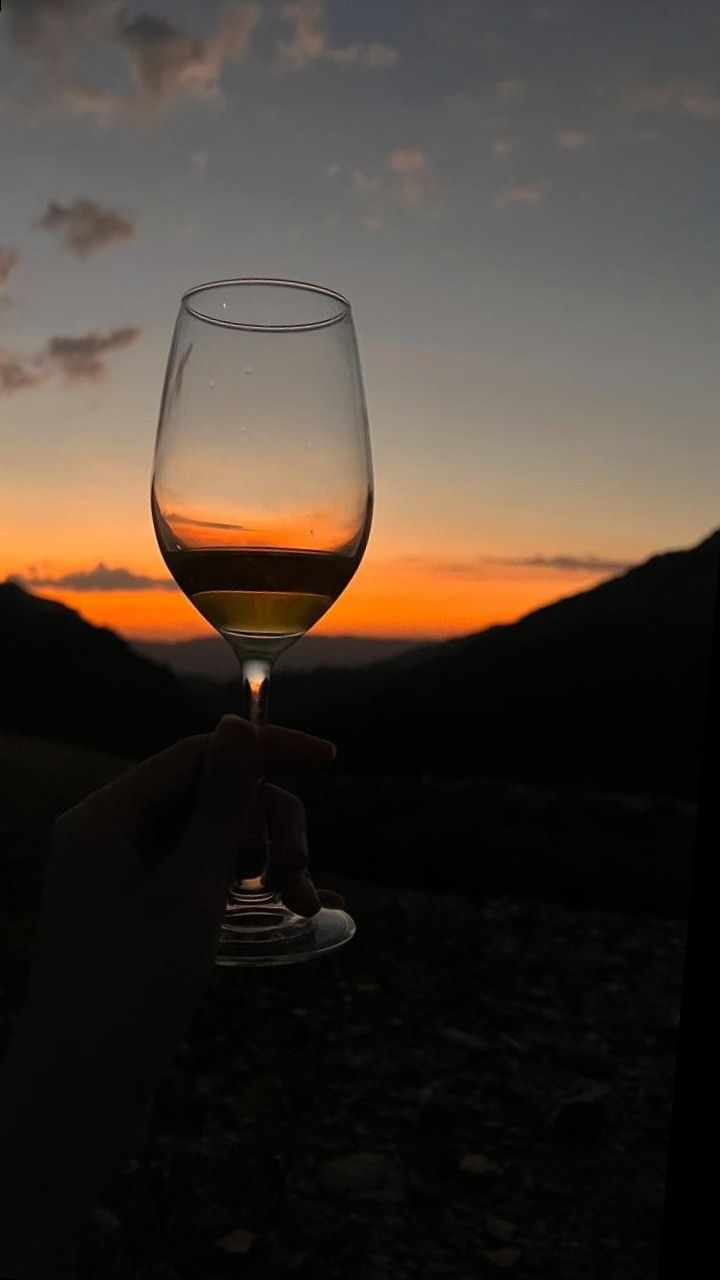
[258,722,337,770]
[60,718,335,836]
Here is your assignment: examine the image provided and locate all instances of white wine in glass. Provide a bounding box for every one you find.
[162,547,363,657]
[151,278,373,966]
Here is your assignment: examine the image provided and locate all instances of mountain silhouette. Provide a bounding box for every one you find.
[2,528,717,797]
[133,634,420,682]
[271,528,720,798]
[0,582,197,757]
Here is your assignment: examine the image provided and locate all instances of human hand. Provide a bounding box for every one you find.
[23,714,340,1063]
[0,716,340,1276]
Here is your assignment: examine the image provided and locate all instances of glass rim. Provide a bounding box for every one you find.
[181,277,351,333]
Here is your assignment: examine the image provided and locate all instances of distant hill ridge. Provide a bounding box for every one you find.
[0,581,197,757]
[1,528,717,795]
[133,633,420,681]
[269,527,720,798]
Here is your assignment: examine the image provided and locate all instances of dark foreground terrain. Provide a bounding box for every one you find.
[0,738,685,1280]
[0,879,682,1280]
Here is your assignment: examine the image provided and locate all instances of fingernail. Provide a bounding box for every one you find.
[319,739,337,760]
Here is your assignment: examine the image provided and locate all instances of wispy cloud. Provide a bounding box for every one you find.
[36,197,135,256]
[9,1,262,121]
[190,148,209,175]
[446,79,528,160]
[403,552,633,579]
[0,326,143,396]
[6,0,118,114]
[0,247,20,292]
[448,78,528,123]
[116,3,261,114]
[510,554,633,572]
[496,78,528,107]
[364,44,400,69]
[618,74,720,122]
[0,349,49,396]
[11,1,396,123]
[530,3,569,20]
[493,181,546,210]
[555,129,590,149]
[492,138,517,159]
[59,81,124,124]
[389,149,432,208]
[47,327,143,381]
[352,168,382,193]
[14,563,176,592]
[326,149,434,228]
[363,212,383,233]
[7,0,110,50]
[277,1,398,71]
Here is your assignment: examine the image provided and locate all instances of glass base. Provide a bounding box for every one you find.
[215,895,356,967]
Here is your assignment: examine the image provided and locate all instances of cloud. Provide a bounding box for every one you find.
[0,247,20,291]
[14,563,176,592]
[11,2,261,121]
[493,181,546,210]
[11,1,395,123]
[407,552,633,580]
[0,349,49,396]
[328,150,434,227]
[619,75,720,122]
[116,3,262,113]
[530,3,568,19]
[6,0,109,50]
[390,149,428,173]
[404,556,497,580]
[47,327,142,381]
[389,149,432,208]
[6,0,118,107]
[510,554,633,572]
[496,78,528,106]
[363,212,383,233]
[4,0,117,122]
[59,81,124,124]
[2,328,140,395]
[364,44,399,69]
[190,148,209,175]
[277,1,399,71]
[677,81,720,121]
[352,168,382,193]
[492,138,517,158]
[555,129,589,149]
[36,197,135,256]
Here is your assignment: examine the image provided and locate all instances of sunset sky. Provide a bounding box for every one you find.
[2,0,718,640]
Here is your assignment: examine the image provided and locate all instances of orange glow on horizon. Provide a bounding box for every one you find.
[26,557,609,642]
[158,505,366,553]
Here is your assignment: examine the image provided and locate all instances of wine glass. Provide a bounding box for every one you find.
[151,278,373,965]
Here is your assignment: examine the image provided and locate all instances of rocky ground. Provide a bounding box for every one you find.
[0,737,686,1278]
[62,879,683,1280]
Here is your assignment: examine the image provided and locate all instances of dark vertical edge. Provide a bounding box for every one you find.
[658,552,718,1275]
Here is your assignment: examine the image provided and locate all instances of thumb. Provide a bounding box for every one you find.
[170,715,263,893]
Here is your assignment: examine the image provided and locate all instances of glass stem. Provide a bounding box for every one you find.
[244,655,271,730]
[231,655,276,898]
